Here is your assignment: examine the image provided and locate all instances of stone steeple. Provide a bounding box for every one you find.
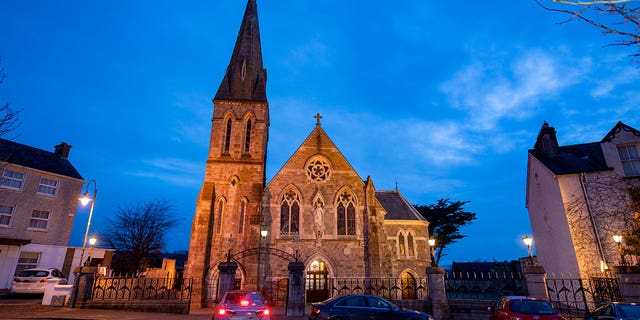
[214,0,267,102]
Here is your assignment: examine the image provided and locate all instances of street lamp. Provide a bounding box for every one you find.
[77,179,98,270]
[612,234,627,266]
[85,237,97,266]
[522,235,534,265]
[428,238,436,267]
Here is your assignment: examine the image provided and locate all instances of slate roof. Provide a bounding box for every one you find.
[0,138,83,179]
[214,0,267,102]
[529,142,609,175]
[375,190,426,221]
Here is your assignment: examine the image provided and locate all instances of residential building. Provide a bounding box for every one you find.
[185,0,431,307]
[0,139,84,289]
[526,121,640,277]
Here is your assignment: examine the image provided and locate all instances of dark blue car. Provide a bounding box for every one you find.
[309,294,434,320]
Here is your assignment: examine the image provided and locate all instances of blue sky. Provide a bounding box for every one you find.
[1,1,639,267]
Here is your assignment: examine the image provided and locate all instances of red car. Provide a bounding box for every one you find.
[489,296,565,320]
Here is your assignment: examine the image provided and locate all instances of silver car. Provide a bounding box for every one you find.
[213,290,271,320]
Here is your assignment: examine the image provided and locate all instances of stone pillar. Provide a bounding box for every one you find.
[523,265,549,300]
[286,262,305,316]
[614,267,640,303]
[427,267,450,320]
[69,266,98,309]
[217,262,238,299]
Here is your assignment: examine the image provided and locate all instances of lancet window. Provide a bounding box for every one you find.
[336,191,356,235]
[280,190,300,235]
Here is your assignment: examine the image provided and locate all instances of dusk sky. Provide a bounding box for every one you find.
[1,1,639,267]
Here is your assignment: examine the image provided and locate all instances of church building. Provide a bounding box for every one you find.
[185,0,431,308]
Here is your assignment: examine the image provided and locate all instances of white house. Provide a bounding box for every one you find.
[526,121,640,277]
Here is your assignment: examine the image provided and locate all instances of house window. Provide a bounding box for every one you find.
[398,233,406,256]
[407,233,415,256]
[215,199,224,234]
[0,205,14,227]
[14,252,40,276]
[618,144,640,176]
[29,210,50,230]
[336,192,356,235]
[238,200,246,234]
[244,119,252,154]
[1,169,25,190]
[224,118,232,154]
[280,190,300,235]
[37,178,58,196]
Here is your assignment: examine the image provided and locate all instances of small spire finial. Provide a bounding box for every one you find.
[314,113,323,126]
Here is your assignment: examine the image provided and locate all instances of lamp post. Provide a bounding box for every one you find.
[85,237,97,266]
[77,179,97,270]
[428,238,436,267]
[522,235,534,265]
[612,234,627,266]
[70,179,97,309]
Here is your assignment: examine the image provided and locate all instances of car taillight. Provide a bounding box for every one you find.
[217,307,235,315]
[240,299,250,306]
[257,309,270,315]
[39,278,49,283]
[311,306,320,314]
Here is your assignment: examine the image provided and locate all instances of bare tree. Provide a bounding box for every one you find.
[535,0,640,63]
[103,200,179,274]
[0,57,22,138]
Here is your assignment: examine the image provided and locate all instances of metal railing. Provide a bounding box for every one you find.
[92,276,192,301]
[330,277,429,300]
[546,276,621,320]
[445,271,526,300]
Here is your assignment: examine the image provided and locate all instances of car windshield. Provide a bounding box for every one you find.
[224,292,265,306]
[18,270,49,277]
[619,304,640,318]
[510,300,556,315]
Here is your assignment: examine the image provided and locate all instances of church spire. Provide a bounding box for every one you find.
[214,0,267,102]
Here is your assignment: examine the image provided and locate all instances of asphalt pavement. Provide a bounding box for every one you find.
[0,293,307,320]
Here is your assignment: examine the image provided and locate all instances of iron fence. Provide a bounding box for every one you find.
[546,276,621,320]
[445,271,526,300]
[330,277,429,300]
[92,276,192,301]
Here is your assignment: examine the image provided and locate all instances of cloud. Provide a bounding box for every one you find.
[129,158,204,187]
[440,49,585,131]
[172,93,212,147]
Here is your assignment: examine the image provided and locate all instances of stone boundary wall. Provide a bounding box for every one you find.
[85,299,190,314]
[448,299,493,320]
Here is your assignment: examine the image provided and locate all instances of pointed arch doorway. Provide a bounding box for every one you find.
[305,259,329,303]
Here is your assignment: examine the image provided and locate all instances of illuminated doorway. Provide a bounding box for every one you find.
[306,260,329,303]
[401,272,416,299]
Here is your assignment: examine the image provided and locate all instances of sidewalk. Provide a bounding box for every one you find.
[0,300,307,320]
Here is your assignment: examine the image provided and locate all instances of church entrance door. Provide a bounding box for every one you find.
[305,260,329,303]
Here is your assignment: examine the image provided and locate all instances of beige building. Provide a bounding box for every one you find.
[186,0,431,307]
[0,139,84,289]
[526,121,640,277]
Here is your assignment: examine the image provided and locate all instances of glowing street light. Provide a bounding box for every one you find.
[85,237,97,266]
[612,234,627,266]
[523,235,534,264]
[77,179,98,269]
[428,238,436,267]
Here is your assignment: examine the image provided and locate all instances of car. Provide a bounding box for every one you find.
[10,268,67,294]
[489,296,565,320]
[213,290,271,320]
[585,301,640,320]
[309,294,434,320]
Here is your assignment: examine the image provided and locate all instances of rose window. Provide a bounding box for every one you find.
[306,158,331,181]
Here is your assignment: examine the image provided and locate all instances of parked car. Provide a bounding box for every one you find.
[213,290,271,320]
[489,296,565,320]
[586,302,640,320]
[309,294,434,320]
[10,268,67,294]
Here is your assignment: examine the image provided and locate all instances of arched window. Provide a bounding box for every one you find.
[280,190,300,235]
[244,119,252,154]
[238,200,246,234]
[336,191,356,235]
[215,199,225,234]
[407,233,415,256]
[224,118,232,153]
[398,233,406,256]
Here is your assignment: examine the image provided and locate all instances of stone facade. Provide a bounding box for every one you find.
[185,0,431,308]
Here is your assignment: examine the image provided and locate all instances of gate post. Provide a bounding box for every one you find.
[69,266,98,309]
[287,261,305,316]
[523,265,549,300]
[217,262,238,299]
[614,267,640,303]
[427,266,450,320]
